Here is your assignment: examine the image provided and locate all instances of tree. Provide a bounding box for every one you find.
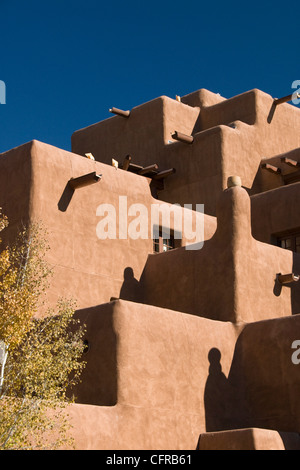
[0,210,86,450]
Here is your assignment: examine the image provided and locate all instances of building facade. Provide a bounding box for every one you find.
[1,87,300,449]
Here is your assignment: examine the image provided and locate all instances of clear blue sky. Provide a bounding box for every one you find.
[1,0,300,154]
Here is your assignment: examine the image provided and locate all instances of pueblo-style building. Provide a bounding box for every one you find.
[1,87,300,450]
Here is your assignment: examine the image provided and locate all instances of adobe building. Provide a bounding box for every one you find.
[1,87,300,450]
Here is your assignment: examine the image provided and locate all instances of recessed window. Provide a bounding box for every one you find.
[277,232,300,253]
[153,228,178,253]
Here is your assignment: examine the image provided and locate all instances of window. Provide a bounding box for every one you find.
[277,232,300,253]
[153,229,179,253]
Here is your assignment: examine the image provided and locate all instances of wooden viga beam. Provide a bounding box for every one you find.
[122,155,132,171]
[109,107,130,118]
[274,92,300,106]
[68,172,102,190]
[153,168,176,180]
[127,162,143,172]
[172,131,194,144]
[281,156,300,168]
[138,164,159,175]
[277,273,300,284]
[260,163,281,174]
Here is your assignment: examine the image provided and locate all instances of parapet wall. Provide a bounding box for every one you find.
[2,86,300,450]
[0,139,216,311]
[71,88,300,215]
[68,302,300,449]
[68,300,241,449]
[139,185,300,323]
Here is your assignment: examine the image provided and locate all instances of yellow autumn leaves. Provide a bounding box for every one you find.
[0,210,86,450]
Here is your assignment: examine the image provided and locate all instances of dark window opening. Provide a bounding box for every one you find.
[277,232,300,254]
[153,228,180,253]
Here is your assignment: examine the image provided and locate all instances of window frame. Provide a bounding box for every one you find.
[153,227,181,254]
[277,230,300,254]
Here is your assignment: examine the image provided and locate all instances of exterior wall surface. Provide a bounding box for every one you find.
[67,305,300,449]
[2,86,300,450]
[0,139,216,311]
[139,185,300,323]
[227,314,300,433]
[68,300,241,450]
[251,182,300,244]
[71,88,300,215]
[198,428,300,451]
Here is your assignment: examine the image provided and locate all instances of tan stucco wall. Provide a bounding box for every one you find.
[67,300,241,450]
[139,186,300,323]
[2,86,300,450]
[228,314,300,433]
[251,181,300,244]
[66,304,300,449]
[198,428,300,451]
[0,139,216,311]
[71,88,300,215]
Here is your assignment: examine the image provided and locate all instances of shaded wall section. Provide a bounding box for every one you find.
[0,141,33,243]
[71,88,300,216]
[138,185,300,323]
[0,139,217,312]
[71,300,241,442]
[251,182,300,244]
[228,314,300,432]
[67,305,300,449]
[73,303,118,406]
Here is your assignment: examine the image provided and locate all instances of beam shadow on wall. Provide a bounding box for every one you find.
[58,183,74,212]
[267,101,277,124]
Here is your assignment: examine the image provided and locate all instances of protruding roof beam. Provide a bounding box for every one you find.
[128,162,143,172]
[281,157,300,168]
[172,131,194,144]
[109,107,130,118]
[116,155,176,181]
[138,164,159,175]
[261,163,281,174]
[122,155,132,171]
[153,168,176,180]
[277,273,300,284]
[273,93,300,106]
[68,172,102,190]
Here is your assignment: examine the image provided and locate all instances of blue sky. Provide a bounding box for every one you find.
[1,0,300,154]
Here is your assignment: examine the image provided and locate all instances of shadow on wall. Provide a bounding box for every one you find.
[58,183,74,212]
[204,348,242,432]
[72,305,118,406]
[267,101,277,124]
[273,255,300,314]
[204,315,300,448]
[119,267,142,303]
